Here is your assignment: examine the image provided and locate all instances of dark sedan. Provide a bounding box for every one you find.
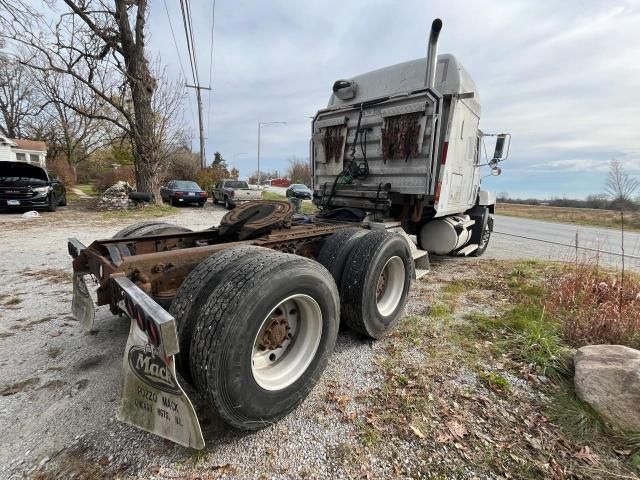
[0,161,67,212]
[160,180,207,207]
[285,184,313,200]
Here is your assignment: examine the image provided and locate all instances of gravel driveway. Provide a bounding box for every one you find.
[0,204,628,479]
[0,203,386,479]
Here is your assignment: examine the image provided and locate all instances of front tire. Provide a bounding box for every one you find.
[190,252,339,430]
[46,193,58,212]
[224,197,230,209]
[470,224,491,257]
[59,192,67,206]
[340,231,413,339]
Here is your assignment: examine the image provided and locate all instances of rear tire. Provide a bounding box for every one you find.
[112,221,192,239]
[190,253,339,430]
[224,197,230,209]
[340,230,413,339]
[169,246,270,383]
[59,192,67,206]
[317,227,368,286]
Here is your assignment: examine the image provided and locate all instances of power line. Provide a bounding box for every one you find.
[163,0,187,82]
[206,0,216,142]
[179,0,208,168]
[163,0,196,131]
[179,0,197,84]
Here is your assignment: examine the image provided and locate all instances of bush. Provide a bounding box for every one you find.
[47,156,75,187]
[94,166,136,193]
[545,265,640,348]
[195,165,227,193]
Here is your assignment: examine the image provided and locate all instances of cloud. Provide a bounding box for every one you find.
[146,0,640,197]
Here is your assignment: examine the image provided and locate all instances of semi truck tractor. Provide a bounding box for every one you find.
[312,18,509,257]
[67,19,508,449]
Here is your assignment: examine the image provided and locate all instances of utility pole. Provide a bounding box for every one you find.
[186,84,211,168]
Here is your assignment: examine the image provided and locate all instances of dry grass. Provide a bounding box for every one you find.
[334,259,640,478]
[497,203,640,231]
[544,265,640,349]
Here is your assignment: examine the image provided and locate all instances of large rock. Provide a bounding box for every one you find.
[96,181,135,210]
[574,345,640,431]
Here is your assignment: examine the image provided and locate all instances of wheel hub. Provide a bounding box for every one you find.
[260,316,290,350]
[376,271,387,300]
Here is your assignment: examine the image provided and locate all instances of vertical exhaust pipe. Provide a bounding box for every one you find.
[425,18,443,89]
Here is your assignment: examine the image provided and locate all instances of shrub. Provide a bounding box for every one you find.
[94,166,136,193]
[195,165,227,194]
[47,156,75,187]
[544,265,640,348]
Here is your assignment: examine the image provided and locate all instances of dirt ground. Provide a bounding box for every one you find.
[0,203,636,479]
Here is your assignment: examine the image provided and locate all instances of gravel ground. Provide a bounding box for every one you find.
[0,203,386,479]
[0,204,621,479]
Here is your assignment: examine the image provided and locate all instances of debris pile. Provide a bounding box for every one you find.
[96,181,136,210]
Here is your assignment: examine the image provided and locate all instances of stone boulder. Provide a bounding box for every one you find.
[96,181,136,210]
[574,345,640,431]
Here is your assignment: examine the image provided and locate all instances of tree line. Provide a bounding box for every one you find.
[498,159,639,212]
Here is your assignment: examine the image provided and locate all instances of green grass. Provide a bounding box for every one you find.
[478,370,511,393]
[261,191,318,215]
[100,204,179,220]
[74,184,97,196]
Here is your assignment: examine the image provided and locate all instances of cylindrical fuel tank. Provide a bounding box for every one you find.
[418,216,471,255]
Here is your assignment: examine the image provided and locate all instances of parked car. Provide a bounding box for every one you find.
[286,184,313,200]
[0,161,66,212]
[212,179,262,209]
[160,180,207,207]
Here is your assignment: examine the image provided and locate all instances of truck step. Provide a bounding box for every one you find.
[387,226,430,276]
[415,268,430,280]
[456,243,478,256]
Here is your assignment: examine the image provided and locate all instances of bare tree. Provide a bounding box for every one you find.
[286,157,312,185]
[0,55,40,138]
[10,0,184,203]
[30,69,117,180]
[604,158,639,210]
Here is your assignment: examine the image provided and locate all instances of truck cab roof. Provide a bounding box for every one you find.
[327,53,481,116]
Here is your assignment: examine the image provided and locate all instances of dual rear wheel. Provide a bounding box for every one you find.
[172,247,339,429]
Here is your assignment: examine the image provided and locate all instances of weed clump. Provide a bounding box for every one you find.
[544,265,640,349]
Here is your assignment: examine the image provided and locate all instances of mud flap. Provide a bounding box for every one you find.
[117,319,205,449]
[72,273,96,331]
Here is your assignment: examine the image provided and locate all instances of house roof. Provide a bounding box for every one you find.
[10,138,47,152]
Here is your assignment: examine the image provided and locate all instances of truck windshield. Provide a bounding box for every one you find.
[225,181,249,189]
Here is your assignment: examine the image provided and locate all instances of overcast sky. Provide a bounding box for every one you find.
[147,0,640,199]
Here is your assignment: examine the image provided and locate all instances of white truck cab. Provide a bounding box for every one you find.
[312,19,509,256]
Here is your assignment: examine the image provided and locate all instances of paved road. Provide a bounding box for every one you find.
[485,215,640,271]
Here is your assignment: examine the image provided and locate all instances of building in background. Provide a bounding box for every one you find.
[0,136,47,167]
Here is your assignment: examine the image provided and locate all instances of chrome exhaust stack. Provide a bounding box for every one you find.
[425,18,443,89]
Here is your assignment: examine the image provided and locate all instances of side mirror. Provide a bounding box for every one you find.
[491,133,511,162]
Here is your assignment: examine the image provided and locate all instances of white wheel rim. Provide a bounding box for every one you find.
[251,294,322,391]
[376,256,405,316]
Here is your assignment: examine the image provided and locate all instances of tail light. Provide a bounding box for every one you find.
[199,192,207,197]
[440,141,449,165]
[175,191,183,197]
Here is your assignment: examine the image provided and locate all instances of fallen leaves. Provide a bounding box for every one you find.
[574,446,599,466]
